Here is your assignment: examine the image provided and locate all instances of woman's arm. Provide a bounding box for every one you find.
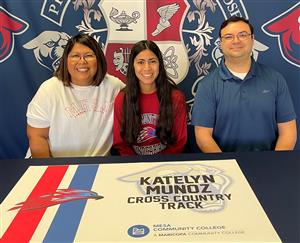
[27,125,51,158]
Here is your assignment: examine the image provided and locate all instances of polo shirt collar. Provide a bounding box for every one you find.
[219,57,257,81]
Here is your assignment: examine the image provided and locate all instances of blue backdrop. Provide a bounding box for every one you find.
[0,0,299,159]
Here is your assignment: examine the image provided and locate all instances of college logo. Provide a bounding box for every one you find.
[262,2,300,68]
[0,7,28,63]
[127,225,150,238]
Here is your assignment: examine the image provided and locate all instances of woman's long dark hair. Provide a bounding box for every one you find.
[121,40,177,145]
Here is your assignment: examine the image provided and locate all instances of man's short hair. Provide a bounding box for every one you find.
[219,16,254,37]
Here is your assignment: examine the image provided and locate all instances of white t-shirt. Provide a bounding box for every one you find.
[27,75,125,157]
[228,68,248,80]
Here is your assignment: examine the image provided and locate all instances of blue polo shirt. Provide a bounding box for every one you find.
[191,58,296,152]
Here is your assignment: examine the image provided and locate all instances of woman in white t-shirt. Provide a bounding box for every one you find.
[27,33,124,158]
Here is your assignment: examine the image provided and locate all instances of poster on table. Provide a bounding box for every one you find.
[0,159,281,242]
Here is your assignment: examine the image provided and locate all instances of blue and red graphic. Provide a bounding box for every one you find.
[9,188,103,211]
[137,126,157,143]
[0,164,100,242]
[262,2,300,67]
[0,7,28,63]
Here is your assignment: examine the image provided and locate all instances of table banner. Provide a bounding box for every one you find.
[0,159,281,242]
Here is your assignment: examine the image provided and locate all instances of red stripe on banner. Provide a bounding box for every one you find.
[0,165,69,242]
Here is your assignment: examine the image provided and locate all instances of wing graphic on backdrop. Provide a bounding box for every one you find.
[151,3,180,36]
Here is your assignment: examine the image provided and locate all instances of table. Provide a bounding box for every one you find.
[1,151,299,242]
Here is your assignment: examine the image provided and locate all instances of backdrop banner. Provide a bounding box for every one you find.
[0,0,299,158]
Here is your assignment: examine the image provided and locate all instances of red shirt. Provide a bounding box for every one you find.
[113,89,187,155]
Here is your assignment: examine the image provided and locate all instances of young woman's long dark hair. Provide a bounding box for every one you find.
[121,40,177,145]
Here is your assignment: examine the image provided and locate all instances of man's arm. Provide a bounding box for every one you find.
[275,119,297,151]
[27,125,51,158]
[194,126,222,153]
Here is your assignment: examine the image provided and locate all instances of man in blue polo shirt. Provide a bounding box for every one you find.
[191,16,297,152]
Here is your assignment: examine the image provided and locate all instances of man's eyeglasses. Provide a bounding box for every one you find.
[221,31,252,41]
[68,53,96,62]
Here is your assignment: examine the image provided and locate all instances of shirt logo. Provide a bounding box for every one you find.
[262,89,271,94]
